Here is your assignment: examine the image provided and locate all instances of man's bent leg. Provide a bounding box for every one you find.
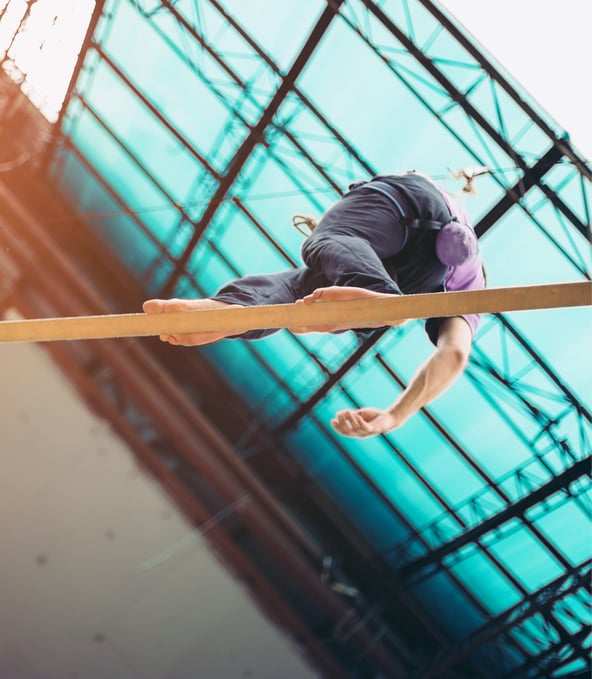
[300,188,408,295]
[301,235,402,295]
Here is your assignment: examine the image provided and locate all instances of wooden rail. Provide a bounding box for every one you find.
[0,282,590,343]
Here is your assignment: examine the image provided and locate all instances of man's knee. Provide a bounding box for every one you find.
[301,234,335,268]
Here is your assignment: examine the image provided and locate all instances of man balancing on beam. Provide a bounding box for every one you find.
[143,171,486,439]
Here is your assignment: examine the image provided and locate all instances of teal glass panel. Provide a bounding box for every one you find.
[47,0,591,664]
[196,206,291,278]
[52,151,164,278]
[100,0,247,173]
[410,569,489,640]
[485,520,565,592]
[448,485,506,531]
[315,390,450,528]
[229,142,343,252]
[200,339,294,419]
[510,613,560,654]
[447,545,523,615]
[274,95,373,190]
[298,25,481,176]
[526,486,592,566]
[241,335,329,406]
[179,243,236,298]
[222,0,324,71]
[285,418,416,551]
[553,659,589,676]
[76,60,213,210]
[293,331,360,372]
[164,0,283,109]
[385,414,486,508]
[553,591,590,635]
[63,104,181,243]
[127,1,268,127]
[544,163,591,228]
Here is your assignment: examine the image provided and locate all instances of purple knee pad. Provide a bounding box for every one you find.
[435,220,478,266]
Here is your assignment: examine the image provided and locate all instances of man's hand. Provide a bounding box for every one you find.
[331,407,399,439]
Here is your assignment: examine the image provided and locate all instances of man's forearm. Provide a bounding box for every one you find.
[330,316,473,438]
[386,344,469,428]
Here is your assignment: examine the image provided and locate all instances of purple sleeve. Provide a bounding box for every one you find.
[443,256,486,335]
[425,191,485,345]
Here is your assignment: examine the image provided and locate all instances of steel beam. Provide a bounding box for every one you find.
[398,457,591,579]
[41,0,107,170]
[0,167,412,678]
[415,561,591,679]
[160,0,346,295]
[415,0,591,180]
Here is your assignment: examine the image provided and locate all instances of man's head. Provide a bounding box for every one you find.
[405,169,437,184]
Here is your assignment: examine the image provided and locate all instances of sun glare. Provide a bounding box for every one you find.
[0,0,94,122]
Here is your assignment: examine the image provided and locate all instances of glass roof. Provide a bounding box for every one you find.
[26,0,591,675]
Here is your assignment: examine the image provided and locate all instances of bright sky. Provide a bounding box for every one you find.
[440,0,592,159]
[1,0,590,160]
[0,0,94,120]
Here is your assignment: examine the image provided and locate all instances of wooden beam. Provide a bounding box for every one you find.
[0,282,590,344]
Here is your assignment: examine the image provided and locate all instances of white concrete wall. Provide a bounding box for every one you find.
[0,310,319,679]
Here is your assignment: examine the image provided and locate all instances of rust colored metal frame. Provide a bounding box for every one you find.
[0,165,413,677]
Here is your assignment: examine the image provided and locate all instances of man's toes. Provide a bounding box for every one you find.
[144,298,189,314]
[142,299,165,314]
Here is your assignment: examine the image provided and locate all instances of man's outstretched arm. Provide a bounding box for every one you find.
[331,316,473,438]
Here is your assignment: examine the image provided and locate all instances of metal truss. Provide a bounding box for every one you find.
[415,560,591,678]
[0,164,417,678]
[0,0,36,75]
[4,0,589,675]
[369,313,591,593]
[121,0,591,287]
[343,0,590,216]
[157,0,347,295]
[238,330,548,672]
[44,0,589,445]
[393,457,590,578]
[99,241,546,671]
[53,0,378,289]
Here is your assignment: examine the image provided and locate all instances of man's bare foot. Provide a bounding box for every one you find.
[291,286,407,334]
[142,297,239,346]
[301,286,385,304]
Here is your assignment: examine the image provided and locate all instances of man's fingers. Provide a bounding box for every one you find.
[335,409,366,423]
[348,412,370,432]
[330,418,352,435]
[331,419,372,438]
[335,410,354,427]
[330,408,389,439]
[333,410,370,433]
